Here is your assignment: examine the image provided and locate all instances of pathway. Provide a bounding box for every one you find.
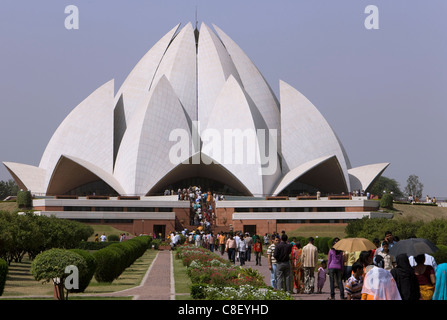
[108,248,337,301]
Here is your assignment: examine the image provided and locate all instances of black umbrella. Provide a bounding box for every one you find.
[389,238,439,257]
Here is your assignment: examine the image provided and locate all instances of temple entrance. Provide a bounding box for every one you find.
[243,225,257,236]
[153,225,166,241]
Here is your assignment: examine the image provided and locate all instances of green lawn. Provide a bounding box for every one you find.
[1,249,157,300]
[172,251,192,300]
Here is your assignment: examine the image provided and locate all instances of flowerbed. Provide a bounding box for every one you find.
[175,245,292,300]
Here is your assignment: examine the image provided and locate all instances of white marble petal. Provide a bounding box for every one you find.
[2,162,46,194]
[272,155,334,196]
[279,80,351,191]
[197,22,242,130]
[151,22,197,123]
[203,75,267,196]
[349,163,390,192]
[213,24,281,150]
[114,24,180,124]
[114,75,192,195]
[39,79,115,193]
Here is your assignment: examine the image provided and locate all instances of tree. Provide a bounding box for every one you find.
[0,179,19,200]
[31,248,88,300]
[404,174,424,199]
[370,176,403,198]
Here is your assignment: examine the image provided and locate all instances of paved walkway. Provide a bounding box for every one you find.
[100,249,175,300]
[106,248,336,301]
[1,249,338,300]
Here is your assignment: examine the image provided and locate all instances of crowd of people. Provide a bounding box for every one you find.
[259,230,447,300]
[320,231,444,300]
[175,186,226,231]
[166,226,447,300]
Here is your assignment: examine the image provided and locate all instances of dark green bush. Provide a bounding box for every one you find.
[190,283,207,299]
[0,258,8,296]
[93,246,121,282]
[93,236,151,283]
[16,190,32,209]
[108,234,120,242]
[77,241,112,251]
[433,246,447,265]
[69,249,97,292]
[380,194,394,209]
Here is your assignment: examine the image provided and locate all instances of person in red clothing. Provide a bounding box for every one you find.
[254,237,264,266]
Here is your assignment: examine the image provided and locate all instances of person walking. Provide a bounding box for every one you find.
[328,238,346,300]
[218,232,226,256]
[267,235,280,289]
[238,234,247,266]
[433,263,447,300]
[414,254,436,300]
[390,253,421,300]
[273,234,293,293]
[254,237,264,266]
[225,233,237,264]
[376,240,396,271]
[291,241,304,293]
[345,262,364,300]
[361,259,401,300]
[301,237,318,294]
[245,233,253,262]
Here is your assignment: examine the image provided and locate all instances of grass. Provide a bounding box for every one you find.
[1,249,157,300]
[76,249,157,296]
[172,251,192,300]
[87,225,130,241]
[392,203,447,222]
[0,201,19,213]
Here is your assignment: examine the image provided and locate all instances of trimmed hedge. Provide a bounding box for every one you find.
[93,236,152,283]
[0,258,8,296]
[77,241,113,251]
[69,249,97,293]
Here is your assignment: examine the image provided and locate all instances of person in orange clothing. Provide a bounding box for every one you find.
[218,232,227,256]
[253,237,264,266]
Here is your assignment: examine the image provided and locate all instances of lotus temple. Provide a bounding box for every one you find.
[3,22,392,236]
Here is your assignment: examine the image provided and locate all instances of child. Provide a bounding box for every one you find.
[317,260,327,293]
[254,237,264,266]
[345,262,364,300]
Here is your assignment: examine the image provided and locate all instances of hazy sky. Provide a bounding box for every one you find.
[1,0,446,197]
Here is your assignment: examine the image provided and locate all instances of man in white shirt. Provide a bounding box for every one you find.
[234,233,241,261]
[100,233,107,242]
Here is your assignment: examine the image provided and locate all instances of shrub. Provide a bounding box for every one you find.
[433,245,447,265]
[16,190,32,209]
[380,194,394,209]
[0,258,8,296]
[93,236,151,283]
[77,241,112,250]
[93,246,121,282]
[31,248,88,300]
[69,249,97,293]
[108,234,120,242]
[190,283,207,299]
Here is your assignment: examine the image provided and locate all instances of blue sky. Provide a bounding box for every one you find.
[1,0,446,197]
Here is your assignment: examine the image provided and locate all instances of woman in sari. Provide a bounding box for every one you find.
[291,242,304,293]
[433,263,447,300]
[390,254,420,300]
[361,255,401,300]
[414,254,436,300]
